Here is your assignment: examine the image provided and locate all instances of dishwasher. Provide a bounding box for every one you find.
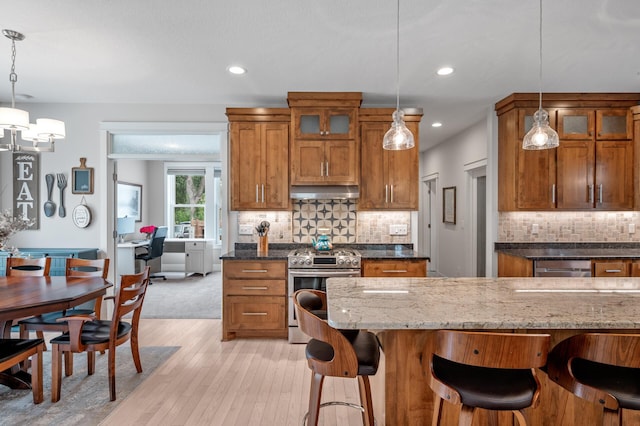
[533,259,592,277]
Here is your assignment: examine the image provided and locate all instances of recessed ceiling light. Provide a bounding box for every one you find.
[228,65,247,75]
[436,67,454,76]
[432,122,442,128]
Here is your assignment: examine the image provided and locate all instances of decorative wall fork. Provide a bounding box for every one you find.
[57,173,67,217]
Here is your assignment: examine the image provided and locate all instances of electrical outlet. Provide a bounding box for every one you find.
[531,223,539,234]
[389,224,408,235]
[630,223,636,234]
[239,224,253,235]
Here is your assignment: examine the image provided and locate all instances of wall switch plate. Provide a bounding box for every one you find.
[239,224,253,235]
[389,224,408,235]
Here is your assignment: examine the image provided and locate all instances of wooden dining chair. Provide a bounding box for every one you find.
[293,289,380,426]
[19,258,110,374]
[429,330,550,426]
[0,338,44,404]
[546,333,640,426]
[5,257,51,277]
[50,267,150,402]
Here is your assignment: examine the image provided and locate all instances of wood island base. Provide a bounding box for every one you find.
[374,329,640,426]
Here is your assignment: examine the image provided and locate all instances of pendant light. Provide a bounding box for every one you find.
[383,0,415,150]
[522,0,558,150]
[0,29,65,152]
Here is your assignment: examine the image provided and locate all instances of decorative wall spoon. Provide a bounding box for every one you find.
[44,174,56,217]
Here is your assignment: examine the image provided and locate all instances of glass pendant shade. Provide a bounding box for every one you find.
[383,110,415,150]
[0,106,29,130]
[522,108,559,150]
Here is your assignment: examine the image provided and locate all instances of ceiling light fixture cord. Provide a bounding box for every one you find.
[395,0,400,113]
[537,0,543,112]
[9,36,17,109]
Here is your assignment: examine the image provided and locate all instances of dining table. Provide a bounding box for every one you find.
[326,276,640,426]
[0,275,112,389]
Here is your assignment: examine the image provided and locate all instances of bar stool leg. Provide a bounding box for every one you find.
[307,372,324,426]
[357,375,374,426]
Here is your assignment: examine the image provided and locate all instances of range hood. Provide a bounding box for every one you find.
[290,185,359,200]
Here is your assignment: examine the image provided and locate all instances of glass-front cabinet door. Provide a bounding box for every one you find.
[557,109,594,140]
[293,108,356,139]
[596,109,632,140]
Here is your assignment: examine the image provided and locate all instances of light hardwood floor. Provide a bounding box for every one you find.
[101,319,366,426]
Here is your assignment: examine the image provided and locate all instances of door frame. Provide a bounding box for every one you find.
[421,173,439,275]
[464,160,487,277]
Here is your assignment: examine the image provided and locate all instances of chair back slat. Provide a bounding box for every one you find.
[435,330,550,369]
[6,257,51,277]
[66,258,109,279]
[547,332,640,410]
[293,289,359,377]
[112,267,150,322]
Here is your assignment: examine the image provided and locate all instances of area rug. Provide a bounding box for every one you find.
[140,271,221,319]
[0,346,179,426]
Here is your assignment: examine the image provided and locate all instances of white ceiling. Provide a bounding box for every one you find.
[1,0,639,150]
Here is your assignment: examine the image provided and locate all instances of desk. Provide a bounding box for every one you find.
[162,238,215,276]
[0,275,112,388]
[327,277,640,426]
[116,241,149,276]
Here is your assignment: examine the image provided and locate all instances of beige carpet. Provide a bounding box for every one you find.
[140,271,221,319]
[0,346,178,426]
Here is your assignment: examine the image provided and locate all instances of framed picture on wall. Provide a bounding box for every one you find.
[117,181,142,222]
[71,158,94,194]
[443,186,456,224]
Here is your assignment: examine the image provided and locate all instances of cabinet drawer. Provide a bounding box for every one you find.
[223,260,286,279]
[362,260,427,277]
[224,279,286,296]
[225,296,286,331]
[185,241,206,251]
[593,261,629,277]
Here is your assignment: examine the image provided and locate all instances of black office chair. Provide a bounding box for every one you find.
[135,226,167,283]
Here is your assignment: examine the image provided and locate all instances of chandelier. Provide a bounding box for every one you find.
[0,29,65,152]
[382,0,415,150]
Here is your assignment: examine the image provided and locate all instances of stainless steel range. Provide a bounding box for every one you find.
[287,248,361,343]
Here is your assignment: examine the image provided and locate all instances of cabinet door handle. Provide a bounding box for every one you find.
[255,184,259,203]
[385,185,389,203]
[589,184,594,204]
[326,161,329,177]
[242,312,268,316]
[240,269,268,273]
[261,184,265,203]
[605,269,622,273]
[320,162,324,177]
[390,185,394,203]
[552,184,556,204]
[242,286,269,290]
[598,184,603,205]
[382,270,408,273]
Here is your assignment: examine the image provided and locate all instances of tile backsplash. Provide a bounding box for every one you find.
[499,211,640,242]
[236,201,411,244]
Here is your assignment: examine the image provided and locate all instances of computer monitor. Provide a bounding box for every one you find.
[117,217,135,243]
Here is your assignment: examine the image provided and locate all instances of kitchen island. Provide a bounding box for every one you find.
[326,276,640,425]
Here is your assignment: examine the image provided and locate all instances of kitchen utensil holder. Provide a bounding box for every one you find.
[258,235,268,256]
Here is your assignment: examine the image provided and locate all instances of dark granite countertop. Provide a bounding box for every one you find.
[220,243,430,261]
[495,242,640,260]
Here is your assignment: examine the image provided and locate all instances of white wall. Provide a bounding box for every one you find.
[0,102,227,256]
[421,116,490,277]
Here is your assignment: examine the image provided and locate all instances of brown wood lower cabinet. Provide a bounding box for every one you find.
[362,259,428,277]
[592,259,630,277]
[222,260,287,341]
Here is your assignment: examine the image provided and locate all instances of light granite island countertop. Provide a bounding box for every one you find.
[325,277,640,426]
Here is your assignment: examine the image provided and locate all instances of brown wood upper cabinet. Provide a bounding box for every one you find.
[359,108,422,210]
[288,92,362,186]
[496,93,640,212]
[227,108,291,210]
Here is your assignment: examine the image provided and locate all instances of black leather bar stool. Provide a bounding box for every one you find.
[293,289,379,426]
[429,330,550,426]
[547,333,640,426]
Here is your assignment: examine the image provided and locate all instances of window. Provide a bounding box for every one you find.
[166,163,222,245]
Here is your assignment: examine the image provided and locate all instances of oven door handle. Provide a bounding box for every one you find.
[289,269,360,277]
